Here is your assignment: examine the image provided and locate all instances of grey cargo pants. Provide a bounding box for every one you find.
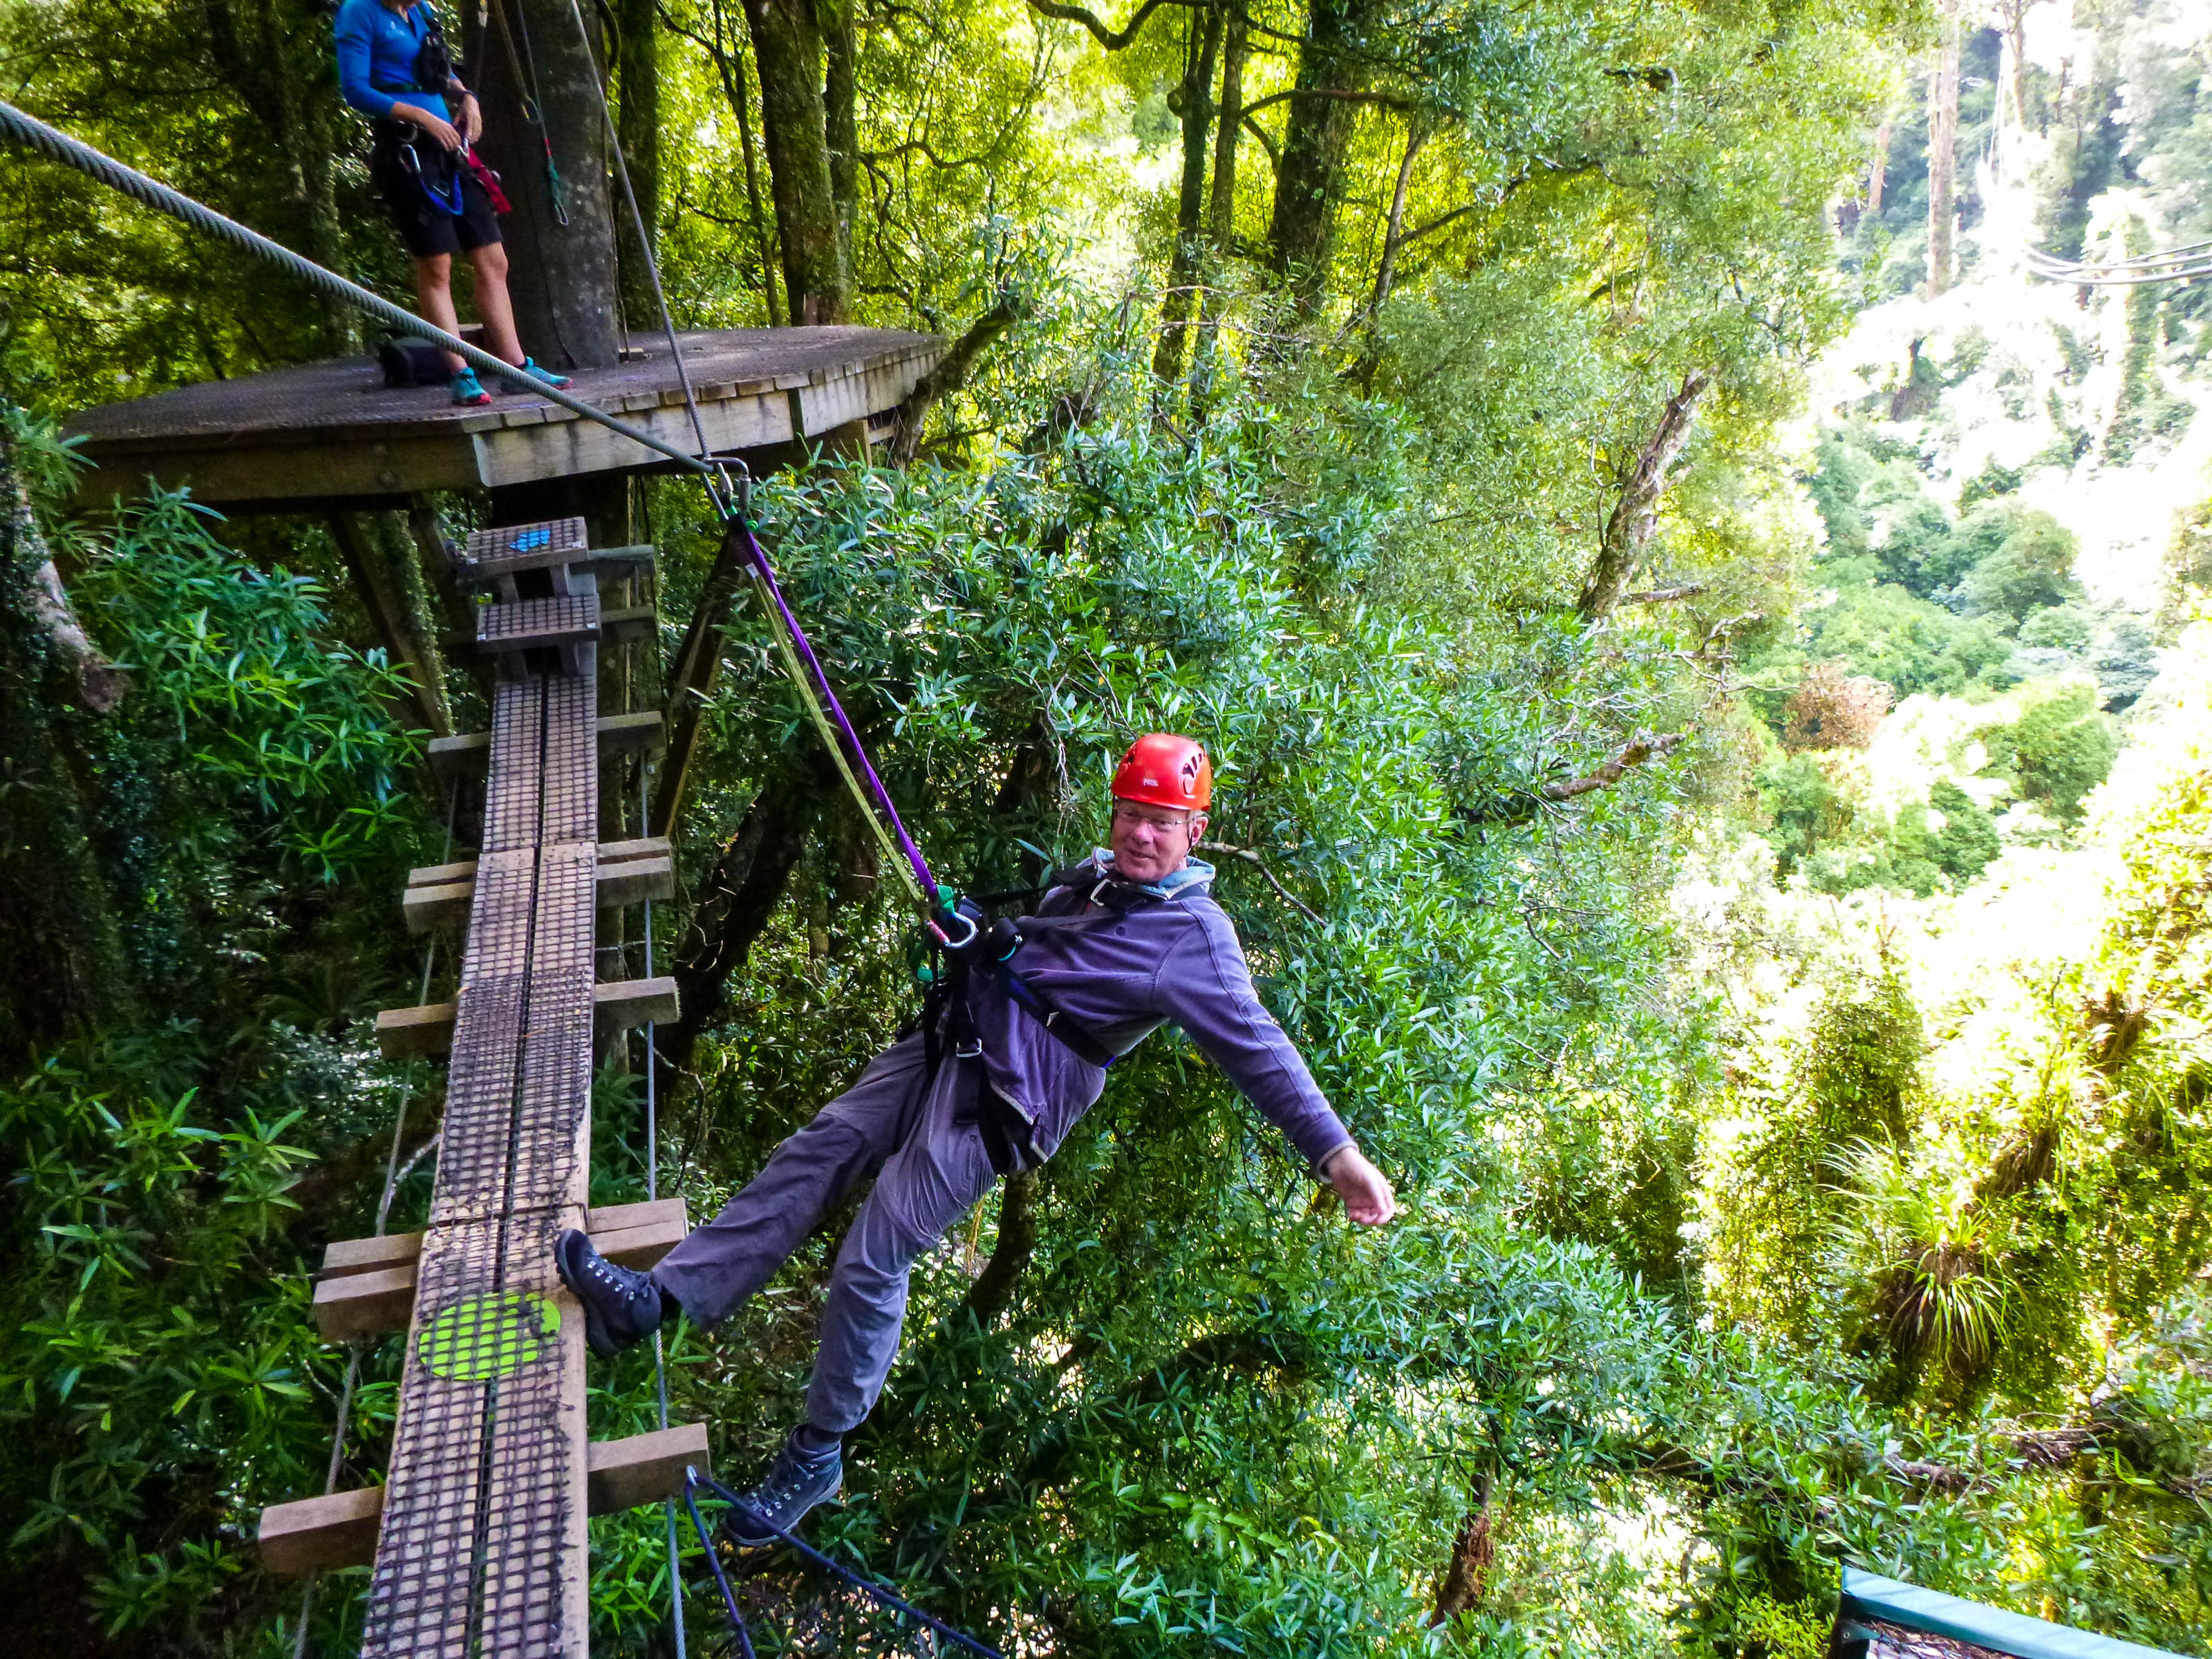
[650,1030,999,1432]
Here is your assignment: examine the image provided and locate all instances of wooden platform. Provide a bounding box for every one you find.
[62,326,941,509]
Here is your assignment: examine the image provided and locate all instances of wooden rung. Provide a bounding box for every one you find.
[594,975,680,1038]
[373,977,677,1058]
[599,605,655,645]
[374,1000,457,1060]
[459,541,656,585]
[259,1423,709,1575]
[320,1231,424,1280]
[404,838,671,888]
[259,1485,386,1576]
[312,1262,418,1342]
[588,1423,713,1513]
[313,1200,686,1340]
[583,1196,687,1237]
[402,854,673,933]
[428,711,664,782]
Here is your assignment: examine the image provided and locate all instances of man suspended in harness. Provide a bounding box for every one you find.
[333,0,574,406]
[556,733,1398,1548]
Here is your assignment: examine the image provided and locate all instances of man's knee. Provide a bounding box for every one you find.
[469,241,509,282]
[415,253,454,291]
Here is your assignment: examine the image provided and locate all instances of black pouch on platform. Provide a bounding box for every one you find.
[379,338,452,387]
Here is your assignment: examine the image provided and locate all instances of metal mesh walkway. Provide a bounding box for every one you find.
[362,541,606,1659]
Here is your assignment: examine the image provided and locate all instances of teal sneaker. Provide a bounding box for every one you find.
[450,366,492,406]
[502,355,574,393]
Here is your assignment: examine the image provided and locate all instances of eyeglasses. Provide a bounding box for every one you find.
[1112,803,1199,834]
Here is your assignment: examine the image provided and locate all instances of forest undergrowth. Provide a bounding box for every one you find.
[1,0,2211,1655]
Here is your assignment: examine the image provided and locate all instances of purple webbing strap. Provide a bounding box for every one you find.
[737,519,939,903]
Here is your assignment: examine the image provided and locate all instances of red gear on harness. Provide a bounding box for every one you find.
[1112,733,1212,812]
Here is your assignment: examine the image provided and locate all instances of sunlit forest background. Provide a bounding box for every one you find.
[3,0,2212,1653]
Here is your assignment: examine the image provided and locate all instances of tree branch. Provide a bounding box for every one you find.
[888,290,1027,464]
[1020,0,1181,50]
[1198,841,1324,922]
[1577,369,1713,621]
[1465,732,1689,823]
[1237,86,1414,119]
[1623,582,1706,605]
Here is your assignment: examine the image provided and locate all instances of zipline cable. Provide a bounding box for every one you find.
[0,98,715,481]
[0,95,939,908]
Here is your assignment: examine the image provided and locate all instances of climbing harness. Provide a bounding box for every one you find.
[680,1468,1004,1659]
[392,138,465,214]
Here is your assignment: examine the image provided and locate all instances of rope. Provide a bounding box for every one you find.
[640,754,688,1659]
[488,0,570,226]
[556,0,715,469]
[735,512,938,905]
[0,98,940,905]
[679,1470,1004,1659]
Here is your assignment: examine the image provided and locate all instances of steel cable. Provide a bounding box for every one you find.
[0,97,716,478]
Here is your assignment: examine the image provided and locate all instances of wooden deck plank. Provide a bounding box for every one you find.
[62,327,941,508]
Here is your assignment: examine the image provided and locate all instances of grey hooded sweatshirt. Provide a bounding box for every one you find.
[967,854,1353,1170]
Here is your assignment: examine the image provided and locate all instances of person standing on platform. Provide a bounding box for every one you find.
[333,0,575,406]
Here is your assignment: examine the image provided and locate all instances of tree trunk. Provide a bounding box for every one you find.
[1576,370,1712,621]
[1190,10,1248,400]
[1266,0,1373,312]
[1866,119,1892,215]
[706,0,784,324]
[473,0,623,367]
[613,0,663,329]
[742,0,851,324]
[1367,116,1426,316]
[822,0,860,272]
[1927,0,1960,297]
[1154,3,1226,382]
[661,758,826,1070]
[0,433,133,1055]
[1208,8,1247,255]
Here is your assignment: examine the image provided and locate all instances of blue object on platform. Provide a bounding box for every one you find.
[514,527,551,552]
[1839,1566,2182,1659]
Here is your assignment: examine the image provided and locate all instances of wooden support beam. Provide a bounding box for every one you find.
[593,975,682,1038]
[653,518,751,836]
[374,976,680,1060]
[402,851,673,933]
[259,1423,711,1575]
[328,511,452,738]
[428,710,664,782]
[259,1485,386,1576]
[588,1423,712,1513]
[374,999,457,1060]
[312,1200,687,1340]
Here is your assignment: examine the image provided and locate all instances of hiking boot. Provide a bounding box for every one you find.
[450,366,492,406]
[720,1427,843,1548]
[501,355,573,393]
[554,1228,662,1358]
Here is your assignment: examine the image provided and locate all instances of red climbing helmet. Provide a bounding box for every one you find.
[1111,733,1212,812]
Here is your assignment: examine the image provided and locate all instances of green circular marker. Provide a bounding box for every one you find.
[416,1292,562,1382]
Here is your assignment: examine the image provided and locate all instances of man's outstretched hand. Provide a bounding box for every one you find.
[1320,1144,1397,1226]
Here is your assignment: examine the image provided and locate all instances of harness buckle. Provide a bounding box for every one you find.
[954,1038,983,1060]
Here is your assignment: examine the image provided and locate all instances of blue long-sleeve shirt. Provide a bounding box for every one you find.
[968,855,1355,1172]
[334,0,451,124]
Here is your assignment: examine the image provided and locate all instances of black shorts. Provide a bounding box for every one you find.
[373,144,502,260]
